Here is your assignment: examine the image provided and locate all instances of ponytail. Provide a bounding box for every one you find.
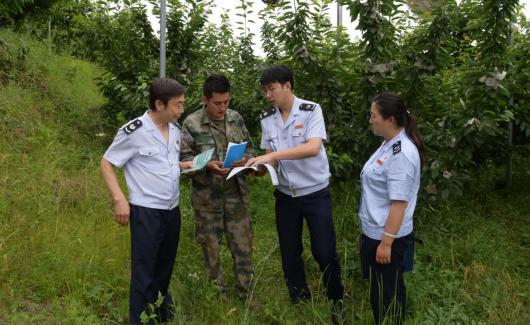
[405,112,425,166]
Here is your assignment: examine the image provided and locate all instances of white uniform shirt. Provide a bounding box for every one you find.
[104,111,181,210]
[359,129,421,240]
[260,96,330,197]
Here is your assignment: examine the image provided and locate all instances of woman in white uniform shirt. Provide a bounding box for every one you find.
[359,93,424,325]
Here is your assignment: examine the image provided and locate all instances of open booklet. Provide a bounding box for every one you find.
[226,163,279,185]
[181,148,214,174]
[222,142,248,168]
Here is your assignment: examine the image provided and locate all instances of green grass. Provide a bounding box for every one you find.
[1,29,529,324]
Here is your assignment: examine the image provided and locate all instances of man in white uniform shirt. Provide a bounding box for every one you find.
[247,66,344,321]
[101,78,192,324]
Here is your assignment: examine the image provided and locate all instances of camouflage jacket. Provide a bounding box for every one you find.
[181,107,253,211]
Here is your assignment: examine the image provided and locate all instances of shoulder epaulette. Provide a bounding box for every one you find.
[174,122,182,129]
[123,119,143,135]
[299,103,316,111]
[393,141,402,155]
[260,107,276,119]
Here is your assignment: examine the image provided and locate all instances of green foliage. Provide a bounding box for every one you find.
[166,0,213,82]
[2,4,530,322]
[11,1,159,123]
[1,29,530,324]
[479,0,518,68]
[1,31,529,321]
[0,0,59,26]
[343,0,401,102]
[508,23,530,147]
[10,0,530,200]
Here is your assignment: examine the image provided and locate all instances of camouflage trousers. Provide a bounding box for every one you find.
[193,195,254,297]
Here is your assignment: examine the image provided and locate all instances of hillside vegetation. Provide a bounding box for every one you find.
[0,30,529,324]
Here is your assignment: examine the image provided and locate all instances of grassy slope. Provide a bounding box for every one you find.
[0,29,529,324]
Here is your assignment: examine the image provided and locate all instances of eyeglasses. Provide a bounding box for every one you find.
[261,86,277,96]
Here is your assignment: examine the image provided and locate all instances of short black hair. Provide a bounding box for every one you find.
[149,78,186,111]
[260,65,294,90]
[203,74,231,99]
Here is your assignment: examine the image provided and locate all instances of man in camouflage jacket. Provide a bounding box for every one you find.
[180,75,254,299]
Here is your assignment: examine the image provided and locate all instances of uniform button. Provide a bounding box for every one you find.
[283,136,286,140]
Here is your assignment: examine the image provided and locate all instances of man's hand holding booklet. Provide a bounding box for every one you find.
[181,148,214,174]
[223,142,248,168]
[226,163,279,185]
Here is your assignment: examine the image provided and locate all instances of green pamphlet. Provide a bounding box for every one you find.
[181,148,214,174]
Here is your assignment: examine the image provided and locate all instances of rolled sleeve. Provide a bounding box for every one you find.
[305,106,327,141]
[103,129,136,168]
[387,155,415,202]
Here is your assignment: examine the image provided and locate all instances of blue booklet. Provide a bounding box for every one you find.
[223,142,248,168]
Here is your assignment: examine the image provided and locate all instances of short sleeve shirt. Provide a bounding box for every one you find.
[103,111,182,210]
[359,129,421,239]
[259,96,330,197]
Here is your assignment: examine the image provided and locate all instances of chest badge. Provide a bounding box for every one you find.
[376,156,388,166]
[294,124,304,129]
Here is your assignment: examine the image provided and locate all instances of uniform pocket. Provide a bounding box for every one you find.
[138,147,160,156]
[196,138,215,153]
[367,166,387,191]
[230,129,247,143]
[291,128,305,137]
[137,147,165,171]
[291,128,306,145]
[373,167,385,174]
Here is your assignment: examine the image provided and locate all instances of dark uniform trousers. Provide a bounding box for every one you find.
[129,204,181,325]
[360,232,414,325]
[274,187,344,303]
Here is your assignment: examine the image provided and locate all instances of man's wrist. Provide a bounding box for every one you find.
[381,234,394,246]
[113,196,127,204]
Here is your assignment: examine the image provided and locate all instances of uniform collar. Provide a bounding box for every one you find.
[273,96,300,128]
[200,106,210,126]
[226,110,236,122]
[142,110,176,132]
[381,128,405,152]
[199,105,234,125]
[290,96,301,116]
[273,96,300,117]
[141,111,156,132]
[142,110,177,146]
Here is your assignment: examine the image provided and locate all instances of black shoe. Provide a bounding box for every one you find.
[157,293,175,322]
[289,288,311,304]
[290,293,311,304]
